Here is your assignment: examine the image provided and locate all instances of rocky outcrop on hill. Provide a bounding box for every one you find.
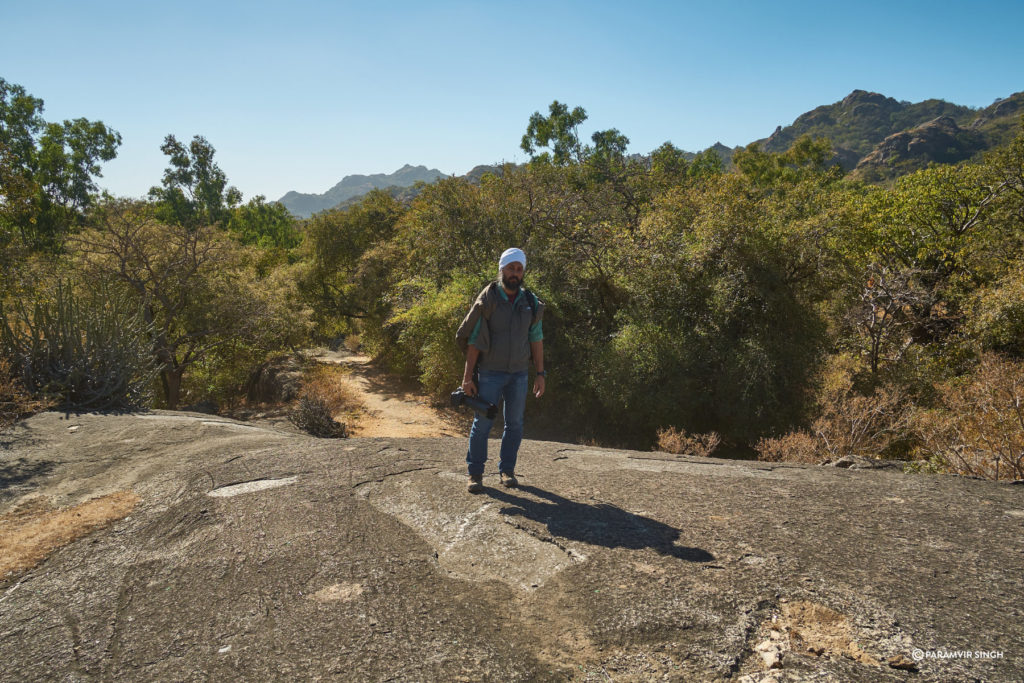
[968,91,1024,149]
[1,411,1022,681]
[972,93,1024,127]
[757,90,975,164]
[854,116,986,178]
[462,163,508,183]
[760,90,1024,180]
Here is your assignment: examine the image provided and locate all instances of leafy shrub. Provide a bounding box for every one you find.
[384,274,489,400]
[912,354,1024,480]
[972,261,1024,356]
[656,427,721,457]
[0,282,155,410]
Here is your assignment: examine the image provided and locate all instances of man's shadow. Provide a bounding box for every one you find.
[486,484,714,562]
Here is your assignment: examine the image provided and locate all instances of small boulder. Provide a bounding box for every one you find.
[887,654,919,671]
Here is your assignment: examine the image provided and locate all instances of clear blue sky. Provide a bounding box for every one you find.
[3,0,1021,202]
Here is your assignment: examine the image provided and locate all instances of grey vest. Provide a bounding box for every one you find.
[456,282,544,373]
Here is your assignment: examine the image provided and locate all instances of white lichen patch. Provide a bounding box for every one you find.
[310,582,365,602]
[207,476,298,497]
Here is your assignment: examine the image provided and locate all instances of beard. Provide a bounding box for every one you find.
[500,273,522,292]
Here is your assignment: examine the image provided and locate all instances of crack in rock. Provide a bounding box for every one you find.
[556,448,788,479]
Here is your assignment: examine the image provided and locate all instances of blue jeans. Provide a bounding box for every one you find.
[466,370,528,476]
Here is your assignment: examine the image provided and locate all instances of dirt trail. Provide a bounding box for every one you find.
[308,349,466,438]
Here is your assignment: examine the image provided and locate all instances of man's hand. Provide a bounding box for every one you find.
[533,375,545,398]
[463,345,480,396]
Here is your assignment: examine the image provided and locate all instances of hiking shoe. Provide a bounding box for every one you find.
[467,474,484,493]
[500,471,519,488]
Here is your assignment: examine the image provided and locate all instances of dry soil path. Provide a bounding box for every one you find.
[307,349,466,439]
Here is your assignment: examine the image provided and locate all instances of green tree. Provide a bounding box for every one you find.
[521,100,636,172]
[649,142,690,188]
[589,128,630,163]
[226,195,300,250]
[0,78,120,250]
[74,200,308,408]
[148,134,241,227]
[688,148,724,179]
[597,175,830,443]
[297,190,406,337]
[0,142,38,267]
[521,100,589,165]
[733,135,839,189]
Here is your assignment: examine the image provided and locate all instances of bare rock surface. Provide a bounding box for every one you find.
[1,411,1023,681]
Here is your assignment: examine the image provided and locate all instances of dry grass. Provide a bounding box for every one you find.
[656,427,721,457]
[299,364,362,415]
[773,600,878,665]
[0,491,140,581]
[755,430,819,464]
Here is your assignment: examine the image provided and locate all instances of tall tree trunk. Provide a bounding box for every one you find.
[161,367,183,410]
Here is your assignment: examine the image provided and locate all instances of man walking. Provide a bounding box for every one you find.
[456,248,545,493]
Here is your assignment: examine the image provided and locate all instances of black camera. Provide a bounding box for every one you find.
[450,387,498,419]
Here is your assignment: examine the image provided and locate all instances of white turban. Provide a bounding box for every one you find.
[499,247,526,270]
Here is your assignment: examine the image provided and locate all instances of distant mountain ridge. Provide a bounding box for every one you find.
[278,90,1024,216]
[278,164,447,217]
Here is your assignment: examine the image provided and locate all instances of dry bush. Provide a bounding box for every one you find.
[656,426,721,457]
[288,364,361,438]
[289,396,347,438]
[756,358,911,464]
[755,430,818,464]
[0,357,51,431]
[810,383,910,461]
[912,354,1024,481]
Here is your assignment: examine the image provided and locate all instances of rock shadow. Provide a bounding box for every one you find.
[0,457,56,502]
[486,484,714,562]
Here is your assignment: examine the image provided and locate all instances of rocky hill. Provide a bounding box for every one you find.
[756,89,1023,177]
[2,411,1022,681]
[852,115,986,181]
[969,91,1024,142]
[758,90,975,161]
[278,164,447,218]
